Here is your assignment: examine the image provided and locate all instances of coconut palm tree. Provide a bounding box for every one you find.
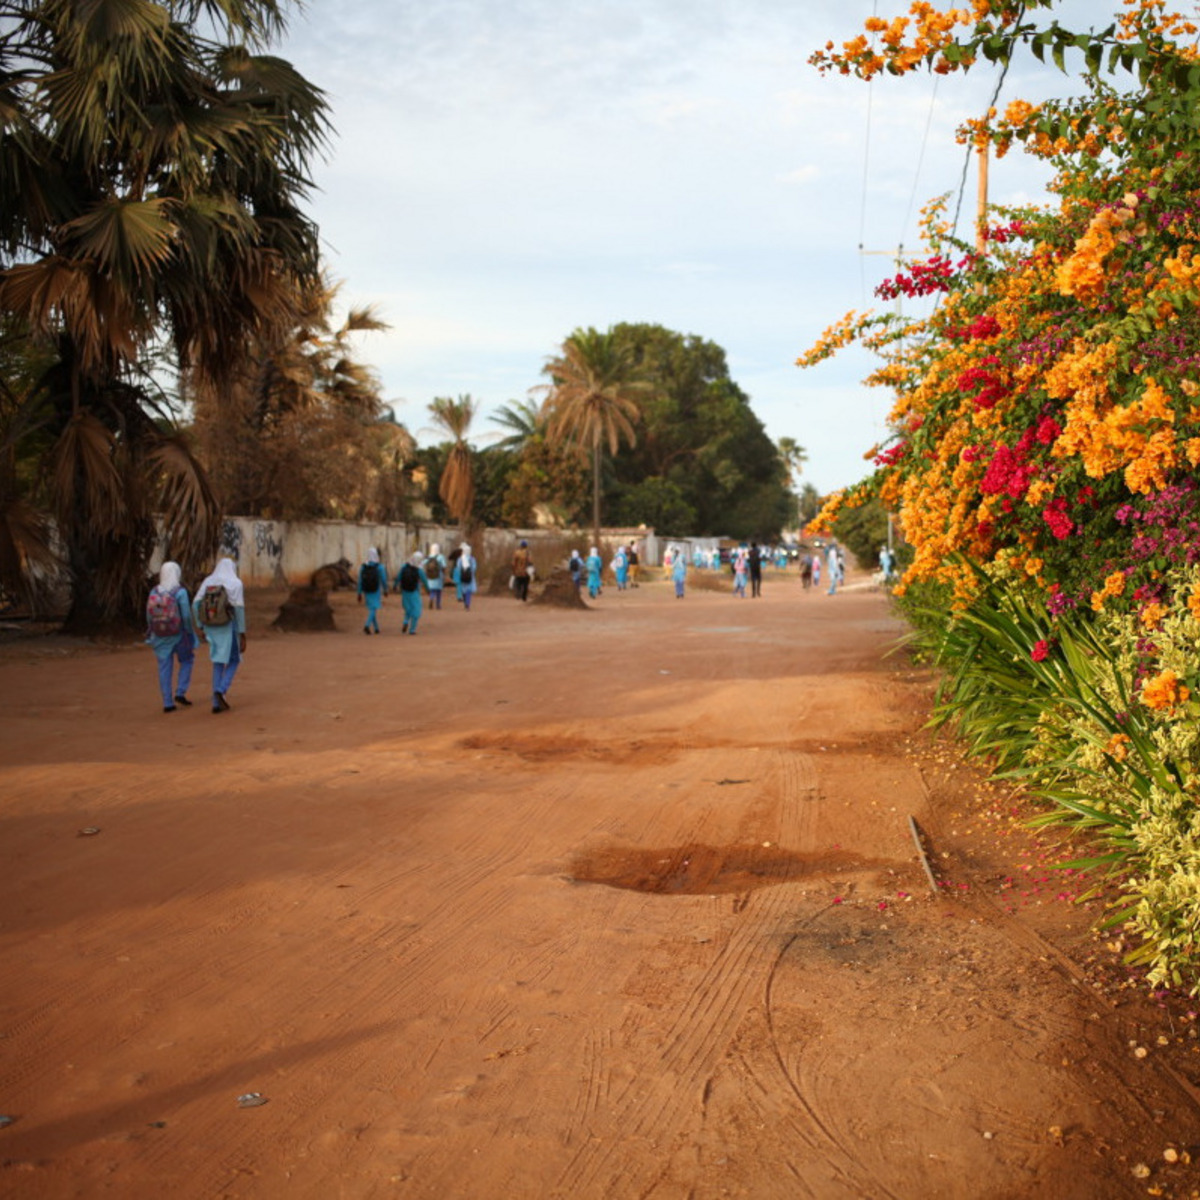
[777,437,809,533]
[427,395,479,528]
[537,328,651,547]
[489,398,543,454]
[777,437,809,484]
[0,0,330,629]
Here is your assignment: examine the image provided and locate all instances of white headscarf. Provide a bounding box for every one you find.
[409,552,425,567]
[157,561,182,593]
[460,543,472,563]
[198,557,245,607]
[430,543,441,557]
[590,546,598,558]
[367,547,380,564]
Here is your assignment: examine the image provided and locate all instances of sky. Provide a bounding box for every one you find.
[279,0,1104,497]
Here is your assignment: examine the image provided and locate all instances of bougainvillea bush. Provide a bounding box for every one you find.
[802,0,1200,991]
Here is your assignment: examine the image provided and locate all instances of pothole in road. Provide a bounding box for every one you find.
[568,842,889,895]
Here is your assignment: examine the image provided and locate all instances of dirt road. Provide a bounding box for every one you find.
[2,572,1199,1198]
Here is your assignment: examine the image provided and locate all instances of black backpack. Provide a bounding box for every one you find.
[361,561,381,592]
[425,556,441,581]
[399,563,420,592]
[459,561,473,585]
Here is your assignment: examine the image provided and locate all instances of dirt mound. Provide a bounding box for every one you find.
[533,565,589,608]
[310,558,354,591]
[272,584,336,631]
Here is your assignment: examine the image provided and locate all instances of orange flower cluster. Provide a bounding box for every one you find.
[796,311,871,369]
[1117,0,1200,47]
[1091,571,1128,613]
[1141,668,1191,711]
[810,2,988,79]
[1105,731,1132,761]
[1053,373,1179,494]
[1055,207,1130,303]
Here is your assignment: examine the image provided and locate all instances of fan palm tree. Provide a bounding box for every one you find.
[0,0,330,629]
[427,395,478,528]
[537,328,651,547]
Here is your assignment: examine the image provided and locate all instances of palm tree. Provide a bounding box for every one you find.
[777,437,809,531]
[0,0,330,629]
[537,328,651,547]
[427,395,479,528]
[190,274,392,519]
[489,398,543,454]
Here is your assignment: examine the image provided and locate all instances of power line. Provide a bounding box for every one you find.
[858,0,878,307]
[900,76,940,252]
[951,56,1012,241]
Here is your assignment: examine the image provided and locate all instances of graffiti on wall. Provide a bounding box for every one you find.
[220,520,242,561]
[253,521,284,562]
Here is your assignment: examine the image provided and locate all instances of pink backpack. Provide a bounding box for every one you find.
[147,588,182,637]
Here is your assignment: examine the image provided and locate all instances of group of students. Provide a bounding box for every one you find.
[356,543,480,635]
[144,558,247,714]
[567,543,641,599]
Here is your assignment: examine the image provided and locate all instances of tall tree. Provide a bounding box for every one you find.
[537,327,650,546]
[489,399,542,454]
[190,274,398,520]
[427,395,478,529]
[0,0,330,629]
[604,324,792,540]
[777,437,809,530]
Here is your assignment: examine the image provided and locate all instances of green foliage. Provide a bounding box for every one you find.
[832,499,891,568]
[0,0,329,627]
[604,323,793,540]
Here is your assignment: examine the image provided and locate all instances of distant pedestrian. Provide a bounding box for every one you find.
[568,549,585,593]
[357,547,387,633]
[801,554,813,590]
[194,557,246,714]
[733,546,748,598]
[826,542,840,596]
[145,561,195,713]
[672,545,687,598]
[748,541,763,598]
[812,553,822,588]
[453,543,479,610]
[512,539,532,602]
[425,542,447,609]
[396,552,430,634]
[586,546,603,598]
[879,545,895,585]
[627,542,640,587]
[613,545,629,590]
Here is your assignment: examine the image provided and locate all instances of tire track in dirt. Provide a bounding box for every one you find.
[552,746,896,1198]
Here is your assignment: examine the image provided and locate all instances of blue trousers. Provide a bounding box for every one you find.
[157,638,194,706]
[213,637,241,699]
[401,590,423,632]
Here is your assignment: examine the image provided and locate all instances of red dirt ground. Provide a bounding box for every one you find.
[2,570,1200,1199]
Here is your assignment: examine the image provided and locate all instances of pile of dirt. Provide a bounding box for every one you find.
[533,566,589,608]
[310,558,354,591]
[272,584,336,631]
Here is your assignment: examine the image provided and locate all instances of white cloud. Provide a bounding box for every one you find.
[280,0,1107,495]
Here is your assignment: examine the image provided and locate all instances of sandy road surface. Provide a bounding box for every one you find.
[2,573,1199,1199]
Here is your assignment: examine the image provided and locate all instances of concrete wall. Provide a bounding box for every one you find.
[209,518,666,586]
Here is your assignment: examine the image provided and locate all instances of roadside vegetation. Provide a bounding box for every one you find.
[804,0,1200,992]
